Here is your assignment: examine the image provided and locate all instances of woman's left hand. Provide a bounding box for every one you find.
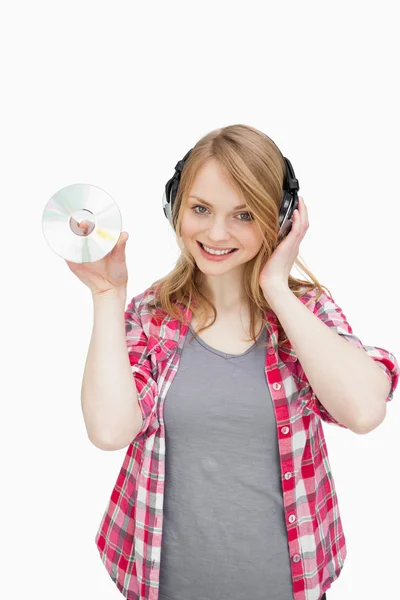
[259,196,309,294]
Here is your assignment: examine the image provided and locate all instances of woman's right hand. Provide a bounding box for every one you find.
[65,222,130,296]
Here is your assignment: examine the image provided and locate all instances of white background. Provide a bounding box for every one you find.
[1,1,399,599]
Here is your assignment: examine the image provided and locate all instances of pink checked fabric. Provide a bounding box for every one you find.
[95,286,399,600]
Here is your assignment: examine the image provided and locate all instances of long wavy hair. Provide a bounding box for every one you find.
[146,124,332,348]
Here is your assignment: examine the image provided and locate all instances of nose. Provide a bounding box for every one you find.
[206,217,234,244]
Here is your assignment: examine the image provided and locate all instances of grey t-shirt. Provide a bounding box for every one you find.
[158,323,294,600]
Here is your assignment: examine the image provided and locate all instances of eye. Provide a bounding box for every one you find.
[238,212,254,222]
[191,205,253,222]
[192,205,208,215]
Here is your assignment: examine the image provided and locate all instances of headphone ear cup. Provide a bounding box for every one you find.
[162,149,193,231]
[163,178,176,227]
[278,191,297,240]
[168,178,178,229]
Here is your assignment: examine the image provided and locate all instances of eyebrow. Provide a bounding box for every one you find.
[188,195,247,210]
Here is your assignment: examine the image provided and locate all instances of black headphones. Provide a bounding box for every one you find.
[162,138,300,242]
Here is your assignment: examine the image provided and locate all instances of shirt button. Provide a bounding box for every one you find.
[267,347,275,355]
[288,514,296,524]
[281,426,289,435]
[156,346,161,353]
[293,554,301,563]
[272,382,281,390]
[284,472,292,480]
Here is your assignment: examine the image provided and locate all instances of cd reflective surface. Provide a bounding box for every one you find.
[42,183,122,263]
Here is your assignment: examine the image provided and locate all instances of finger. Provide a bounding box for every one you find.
[299,197,309,228]
[118,232,129,244]
[78,219,90,232]
[293,209,302,236]
[112,232,128,257]
[296,198,306,227]
[293,208,300,224]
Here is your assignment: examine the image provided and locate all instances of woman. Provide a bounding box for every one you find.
[72,124,399,600]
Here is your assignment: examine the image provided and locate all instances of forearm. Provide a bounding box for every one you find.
[264,284,390,433]
[81,288,143,449]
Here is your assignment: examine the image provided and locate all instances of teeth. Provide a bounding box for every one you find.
[202,244,233,255]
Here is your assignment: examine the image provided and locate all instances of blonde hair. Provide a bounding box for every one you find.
[147,124,332,348]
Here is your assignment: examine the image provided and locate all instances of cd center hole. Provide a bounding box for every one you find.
[69,209,96,237]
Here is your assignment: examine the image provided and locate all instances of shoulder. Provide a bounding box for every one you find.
[128,285,158,314]
[297,286,334,309]
[127,285,169,336]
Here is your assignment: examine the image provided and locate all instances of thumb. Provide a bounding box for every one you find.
[118,232,129,246]
[111,232,128,257]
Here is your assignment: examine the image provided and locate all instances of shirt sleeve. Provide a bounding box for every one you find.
[125,297,158,440]
[299,291,399,428]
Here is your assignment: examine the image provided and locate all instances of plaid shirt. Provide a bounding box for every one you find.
[95,286,399,600]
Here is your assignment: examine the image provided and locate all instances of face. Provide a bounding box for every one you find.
[180,159,264,272]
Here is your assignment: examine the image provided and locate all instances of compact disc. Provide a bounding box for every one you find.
[42,183,122,263]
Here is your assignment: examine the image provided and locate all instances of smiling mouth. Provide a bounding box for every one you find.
[197,241,238,253]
